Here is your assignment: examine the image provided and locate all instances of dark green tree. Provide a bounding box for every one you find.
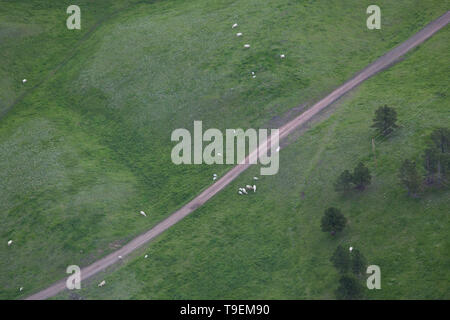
[351,249,367,276]
[430,127,450,154]
[423,147,439,184]
[330,245,351,274]
[335,275,365,300]
[334,170,353,193]
[398,159,422,196]
[352,162,372,190]
[321,207,347,235]
[371,105,398,136]
[423,128,450,184]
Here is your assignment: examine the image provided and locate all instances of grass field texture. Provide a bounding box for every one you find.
[0,0,448,299]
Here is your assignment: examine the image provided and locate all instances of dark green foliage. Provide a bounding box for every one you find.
[430,127,450,153]
[334,170,353,193]
[335,275,365,300]
[351,249,367,276]
[321,207,347,234]
[331,245,351,274]
[352,162,372,190]
[371,105,399,136]
[398,159,422,196]
[423,128,450,184]
[335,163,372,193]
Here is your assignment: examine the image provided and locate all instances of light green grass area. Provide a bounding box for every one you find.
[0,0,448,299]
[0,0,141,114]
[57,25,450,300]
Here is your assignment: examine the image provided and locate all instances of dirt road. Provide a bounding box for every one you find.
[26,11,450,300]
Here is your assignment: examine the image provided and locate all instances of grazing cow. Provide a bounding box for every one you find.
[140,211,147,217]
[98,280,106,287]
[7,240,13,246]
[232,23,238,28]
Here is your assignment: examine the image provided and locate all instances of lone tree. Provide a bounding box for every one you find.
[335,275,365,300]
[334,170,353,193]
[423,127,450,184]
[352,162,372,190]
[351,249,367,276]
[398,159,422,196]
[321,207,347,235]
[330,245,351,274]
[371,105,398,136]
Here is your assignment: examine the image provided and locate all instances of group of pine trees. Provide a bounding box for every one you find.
[334,162,372,193]
[331,245,367,300]
[321,105,447,299]
[399,127,449,197]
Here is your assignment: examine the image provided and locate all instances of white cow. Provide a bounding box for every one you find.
[232,23,238,28]
[140,211,147,217]
[244,44,250,48]
[236,32,242,37]
[253,185,256,192]
[98,280,106,287]
[7,240,13,246]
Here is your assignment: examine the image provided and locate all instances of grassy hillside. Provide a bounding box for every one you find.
[57,25,449,300]
[0,0,448,299]
[0,0,142,115]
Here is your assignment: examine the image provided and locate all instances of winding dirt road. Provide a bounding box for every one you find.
[26,11,450,300]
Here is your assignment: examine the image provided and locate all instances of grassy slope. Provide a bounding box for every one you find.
[0,0,448,299]
[0,0,141,114]
[57,25,449,300]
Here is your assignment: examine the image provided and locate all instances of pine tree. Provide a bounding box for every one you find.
[351,249,367,276]
[371,105,399,136]
[330,245,351,274]
[398,159,422,196]
[430,127,450,154]
[352,162,371,190]
[321,207,347,234]
[423,128,450,184]
[335,275,365,300]
[334,170,353,193]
